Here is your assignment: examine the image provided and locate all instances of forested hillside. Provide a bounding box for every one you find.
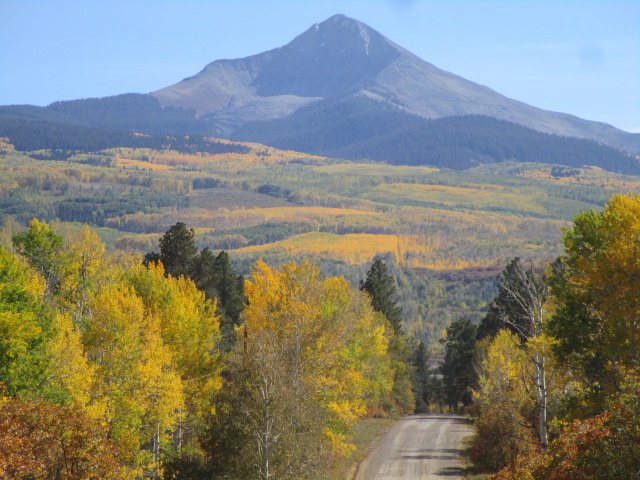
[0,94,212,135]
[2,136,640,338]
[233,98,639,173]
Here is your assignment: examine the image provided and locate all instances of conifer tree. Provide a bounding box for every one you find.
[361,259,403,334]
[441,318,477,410]
[144,222,197,278]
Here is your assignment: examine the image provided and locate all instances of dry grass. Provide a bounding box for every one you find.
[325,416,397,480]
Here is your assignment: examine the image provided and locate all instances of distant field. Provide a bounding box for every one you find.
[365,182,598,219]
[2,139,639,337]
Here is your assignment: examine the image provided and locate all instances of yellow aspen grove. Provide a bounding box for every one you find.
[84,284,150,475]
[126,262,223,458]
[238,259,394,479]
[47,312,96,409]
[58,224,109,317]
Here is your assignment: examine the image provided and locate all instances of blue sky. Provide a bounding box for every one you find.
[1,0,638,132]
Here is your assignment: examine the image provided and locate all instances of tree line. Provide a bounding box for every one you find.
[0,220,416,479]
[440,194,640,478]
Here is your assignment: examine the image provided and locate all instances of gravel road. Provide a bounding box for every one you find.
[354,414,473,480]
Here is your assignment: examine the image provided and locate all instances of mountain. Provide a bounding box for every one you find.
[1,14,638,173]
[153,14,640,155]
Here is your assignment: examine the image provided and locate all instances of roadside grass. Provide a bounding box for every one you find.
[325,416,397,480]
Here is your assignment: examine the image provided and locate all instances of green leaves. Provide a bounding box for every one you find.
[362,258,403,335]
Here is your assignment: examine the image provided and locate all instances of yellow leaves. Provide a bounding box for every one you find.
[562,194,640,364]
[0,311,41,360]
[476,330,531,408]
[527,333,558,358]
[108,142,326,172]
[242,259,394,459]
[324,428,357,457]
[126,261,222,423]
[327,400,366,426]
[48,312,95,409]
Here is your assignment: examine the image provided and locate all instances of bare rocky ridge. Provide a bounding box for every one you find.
[153,14,640,153]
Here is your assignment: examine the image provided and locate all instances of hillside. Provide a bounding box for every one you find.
[232,97,638,173]
[154,14,640,154]
[1,15,639,174]
[2,137,640,336]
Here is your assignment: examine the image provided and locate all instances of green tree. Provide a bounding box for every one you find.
[12,219,63,297]
[145,222,197,278]
[361,258,403,335]
[441,318,477,410]
[548,195,640,409]
[192,249,245,350]
[477,258,538,341]
[0,246,52,397]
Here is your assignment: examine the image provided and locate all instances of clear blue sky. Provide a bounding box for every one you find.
[1,0,638,132]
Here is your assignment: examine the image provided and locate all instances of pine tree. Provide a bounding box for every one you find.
[144,222,197,278]
[361,259,403,334]
[441,318,478,411]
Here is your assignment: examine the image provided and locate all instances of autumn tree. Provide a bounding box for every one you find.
[234,260,394,479]
[470,330,539,471]
[488,369,640,480]
[548,194,640,408]
[0,395,125,480]
[12,219,63,297]
[57,224,110,319]
[476,257,550,450]
[127,262,222,475]
[1,222,226,478]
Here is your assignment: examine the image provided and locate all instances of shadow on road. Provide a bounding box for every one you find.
[399,448,464,461]
[437,466,466,476]
[403,414,473,425]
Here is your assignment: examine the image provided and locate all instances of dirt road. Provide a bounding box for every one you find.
[354,414,473,480]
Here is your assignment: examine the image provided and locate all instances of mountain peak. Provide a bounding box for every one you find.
[151,15,640,154]
[246,15,400,97]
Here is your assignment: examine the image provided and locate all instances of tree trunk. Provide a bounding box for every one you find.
[534,353,548,451]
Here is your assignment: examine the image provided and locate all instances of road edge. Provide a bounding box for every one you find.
[347,416,404,480]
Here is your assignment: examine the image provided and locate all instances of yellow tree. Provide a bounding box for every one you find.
[471,330,539,470]
[83,284,149,474]
[238,260,394,479]
[472,329,571,471]
[127,262,222,460]
[46,312,95,410]
[549,194,640,404]
[58,224,109,318]
[85,280,188,478]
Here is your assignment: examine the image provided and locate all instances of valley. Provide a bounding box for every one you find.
[2,137,639,339]
[2,7,639,479]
